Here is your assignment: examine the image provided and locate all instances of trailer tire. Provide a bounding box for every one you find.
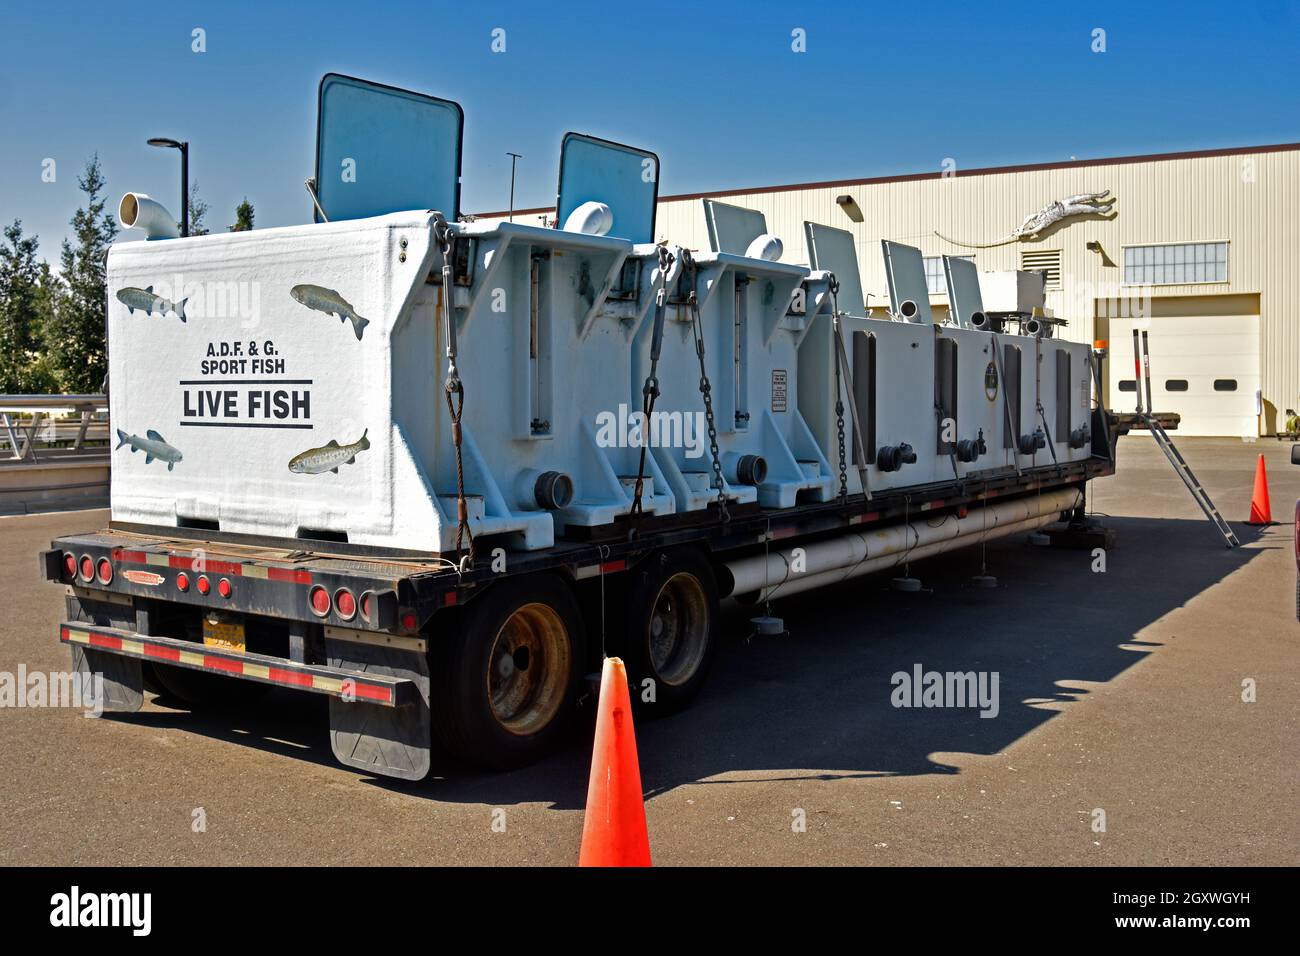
[613,547,719,717]
[431,573,585,770]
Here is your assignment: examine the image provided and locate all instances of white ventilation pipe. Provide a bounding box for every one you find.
[724,487,1081,601]
[118,193,180,240]
[744,233,783,261]
[562,201,613,236]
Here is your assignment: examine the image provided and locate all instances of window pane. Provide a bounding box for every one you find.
[1213,379,1238,392]
[1165,379,1189,392]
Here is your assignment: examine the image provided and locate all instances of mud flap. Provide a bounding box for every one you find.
[69,644,143,715]
[326,633,431,781]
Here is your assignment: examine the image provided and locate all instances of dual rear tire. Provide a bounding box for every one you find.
[431,549,719,770]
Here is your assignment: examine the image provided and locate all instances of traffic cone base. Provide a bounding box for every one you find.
[579,657,651,867]
[1248,453,1272,525]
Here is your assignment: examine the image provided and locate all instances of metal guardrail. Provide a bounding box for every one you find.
[0,394,108,463]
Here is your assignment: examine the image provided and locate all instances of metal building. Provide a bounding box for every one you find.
[488,142,1299,437]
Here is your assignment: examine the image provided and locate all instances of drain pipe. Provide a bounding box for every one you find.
[724,487,1081,602]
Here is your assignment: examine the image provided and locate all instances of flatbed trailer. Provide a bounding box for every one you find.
[41,419,1115,780]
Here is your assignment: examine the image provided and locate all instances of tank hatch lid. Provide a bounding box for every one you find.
[556,133,660,244]
[804,221,866,317]
[314,73,464,224]
[702,198,768,255]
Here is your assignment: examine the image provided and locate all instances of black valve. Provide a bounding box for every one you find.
[877,442,917,473]
[1017,429,1046,455]
[1068,424,1091,449]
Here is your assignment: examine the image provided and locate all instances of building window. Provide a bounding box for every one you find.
[1124,242,1228,285]
[923,256,972,295]
[1118,380,1137,392]
[1165,379,1189,392]
[1214,379,1238,392]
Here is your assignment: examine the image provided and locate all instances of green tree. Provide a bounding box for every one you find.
[186,180,210,236]
[46,154,117,393]
[230,197,254,232]
[0,219,57,392]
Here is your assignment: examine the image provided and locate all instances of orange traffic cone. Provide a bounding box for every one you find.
[1248,454,1273,524]
[578,657,651,867]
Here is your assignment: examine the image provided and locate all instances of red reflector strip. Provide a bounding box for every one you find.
[352,683,394,703]
[850,511,881,525]
[144,644,181,662]
[442,592,458,607]
[168,555,197,570]
[113,549,148,563]
[269,667,314,688]
[267,567,312,584]
[920,499,945,512]
[88,633,122,651]
[772,525,799,540]
[600,559,625,573]
[204,559,243,576]
[204,655,243,674]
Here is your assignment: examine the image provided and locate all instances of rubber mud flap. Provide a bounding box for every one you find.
[70,643,144,714]
[327,635,431,781]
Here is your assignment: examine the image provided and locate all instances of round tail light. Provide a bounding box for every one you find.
[309,585,331,617]
[63,553,77,579]
[79,555,94,582]
[360,591,373,622]
[334,588,357,621]
[96,558,113,584]
[196,575,211,596]
[217,578,232,599]
[176,572,190,592]
[400,611,418,632]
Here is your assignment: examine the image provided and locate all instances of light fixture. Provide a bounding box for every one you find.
[835,194,864,223]
[147,137,189,237]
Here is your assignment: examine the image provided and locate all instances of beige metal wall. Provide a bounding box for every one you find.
[648,147,1299,431]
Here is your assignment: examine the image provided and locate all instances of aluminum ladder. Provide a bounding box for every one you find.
[1132,329,1240,548]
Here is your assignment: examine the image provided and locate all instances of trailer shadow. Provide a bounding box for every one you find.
[115,514,1268,810]
[400,512,1267,809]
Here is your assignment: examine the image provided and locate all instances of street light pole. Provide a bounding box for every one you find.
[507,152,522,223]
[147,137,190,237]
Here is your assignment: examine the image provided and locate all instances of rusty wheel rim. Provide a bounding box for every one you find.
[487,602,570,736]
[647,572,709,686]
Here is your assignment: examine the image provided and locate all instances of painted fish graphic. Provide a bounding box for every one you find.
[288,429,370,475]
[289,284,370,340]
[116,428,183,470]
[116,286,188,322]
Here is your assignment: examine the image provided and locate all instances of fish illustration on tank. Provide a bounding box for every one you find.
[289,284,370,340]
[116,429,183,470]
[288,430,370,475]
[116,286,188,322]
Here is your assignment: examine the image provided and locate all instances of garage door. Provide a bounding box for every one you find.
[1109,312,1260,437]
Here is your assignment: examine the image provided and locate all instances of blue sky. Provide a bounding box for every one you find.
[2,0,1297,260]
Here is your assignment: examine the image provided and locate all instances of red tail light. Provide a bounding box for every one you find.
[63,553,77,579]
[96,558,113,584]
[309,585,331,617]
[334,588,357,621]
[176,572,190,592]
[400,611,418,632]
[79,555,94,582]
[196,575,211,596]
[217,578,232,599]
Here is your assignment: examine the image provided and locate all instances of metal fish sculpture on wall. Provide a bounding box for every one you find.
[116,428,183,470]
[116,286,188,322]
[288,429,370,475]
[289,284,370,340]
[934,190,1116,248]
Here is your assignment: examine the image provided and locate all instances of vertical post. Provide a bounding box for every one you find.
[1131,328,1142,414]
[1141,329,1154,414]
[506,152,522,223]
[180,142,190,238]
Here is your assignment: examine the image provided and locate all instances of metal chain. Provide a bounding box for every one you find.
[829,276,848,500]
[631,244,674,517]
[684,253,729,523]
[434,213,474,569]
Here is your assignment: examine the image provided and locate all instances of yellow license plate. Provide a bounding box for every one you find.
[203,615,246,653]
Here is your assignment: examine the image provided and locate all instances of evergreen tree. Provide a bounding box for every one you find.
[0,219,52,391]
[47,155,117,393]
[186,180,210,236]
[230,197,254,232]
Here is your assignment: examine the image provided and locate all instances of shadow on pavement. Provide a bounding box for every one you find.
[112,513,1266,810]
